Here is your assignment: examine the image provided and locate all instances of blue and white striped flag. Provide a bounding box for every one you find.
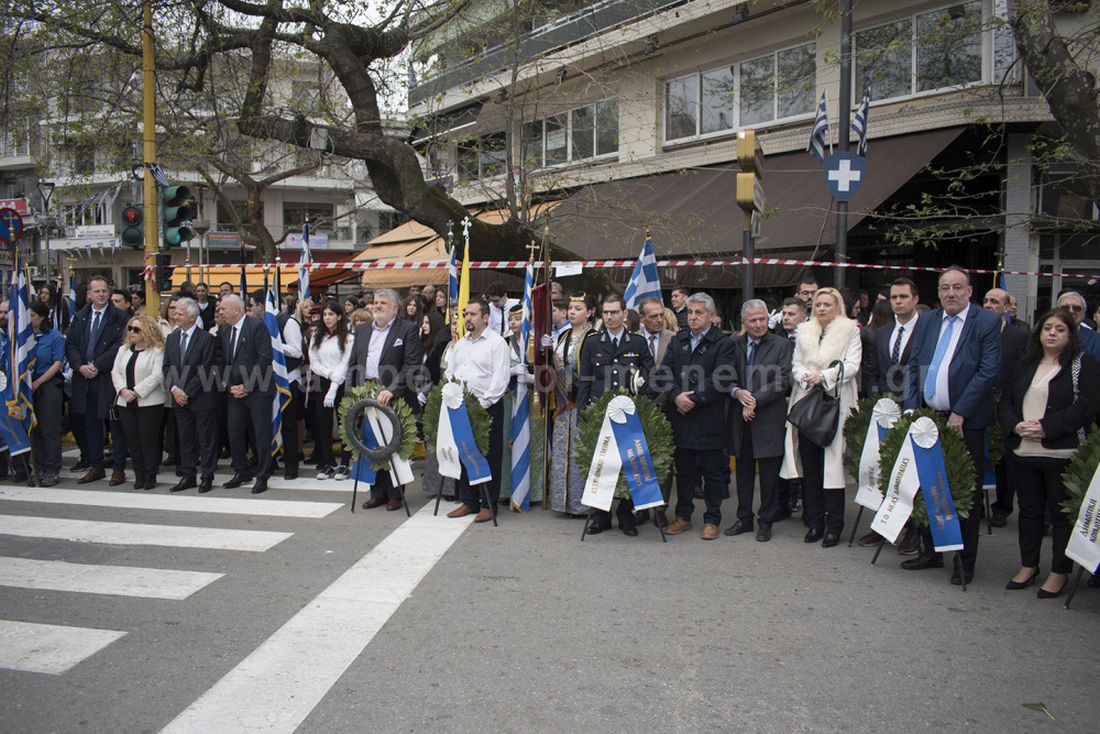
[509,263,534,512]
[146,163,170,188]
[264,284,292,456]
[808,92,829,165]
[67,273,76,318]
[622,233,661,310]
[298,220,311,301]
[852,88,870,157]
[0,250,37,455]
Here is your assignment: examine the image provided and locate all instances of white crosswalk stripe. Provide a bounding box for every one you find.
[0,557,224,599]
[0,515,291,551]
[0,486,343,518]
[0,620,127,675]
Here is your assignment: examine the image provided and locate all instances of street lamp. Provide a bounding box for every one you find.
[38,181,56,283]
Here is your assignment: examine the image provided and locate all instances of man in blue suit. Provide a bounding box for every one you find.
[904,266,1002,585]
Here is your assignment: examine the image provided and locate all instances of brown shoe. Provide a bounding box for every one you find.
[362,497,387,509]
[665,518,692,535]
[109,470,126,487]
[474,508,494,523]
[385,499,402,511]
[857,531,880,547]
[447,505,474,518]
[78,468,106,484]
[701,523,719,540]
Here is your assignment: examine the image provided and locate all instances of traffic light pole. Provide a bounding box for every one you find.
[834,0,852,291]
[141,0,160,314]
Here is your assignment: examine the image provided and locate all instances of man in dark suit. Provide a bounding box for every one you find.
[577,293,655,536]
[346,288,422,510]
[661,293,734,541]
[635,296,678,526]
[64,275,127,484]
[217,294,274,494]
[904,266,1002,584]
[870,278,922,398]
[164,298,224,493]
[726,299,792,542]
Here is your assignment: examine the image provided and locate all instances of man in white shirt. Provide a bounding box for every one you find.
[484,281,519,336]
[445,298,511,523]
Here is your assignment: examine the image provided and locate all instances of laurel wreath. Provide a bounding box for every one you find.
[336,383,418,471]
[1061,427,1100,519]
[876,408,976,525]
[574,390,674,500]
[422,381,492,456]
[842,395,895,482]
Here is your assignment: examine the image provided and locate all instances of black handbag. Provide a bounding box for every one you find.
[787,360,844,447]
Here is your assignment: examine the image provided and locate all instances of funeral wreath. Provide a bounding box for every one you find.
[338,382,418,471]
[422,380,492,457]
[575,389,674,500]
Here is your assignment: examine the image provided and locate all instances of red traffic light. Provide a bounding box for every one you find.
[122,206,143,225]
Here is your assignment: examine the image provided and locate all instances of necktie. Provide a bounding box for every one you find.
[891,326,904,364]
[747,340,757,367]
[180,331,189,361]
[649,334,657,359]
[86,310,101,360]
[923,315,958,403]
[229,326,238,360]
[612,335,619,350]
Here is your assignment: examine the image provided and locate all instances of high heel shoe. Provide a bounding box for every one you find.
[1005,569,1038,590]
[1037,579,1067,599]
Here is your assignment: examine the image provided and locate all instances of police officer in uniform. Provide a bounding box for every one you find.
[576,293,655,536]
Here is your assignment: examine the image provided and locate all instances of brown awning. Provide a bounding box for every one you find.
[546,127,963,287]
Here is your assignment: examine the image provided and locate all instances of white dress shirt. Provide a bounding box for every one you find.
[445,328,511,408]
[364,319,394,381]
[280,315,304,385]
[886,312,919,362]
[309,331,355,386]
[928,305,969,411]
[488,298,520,335]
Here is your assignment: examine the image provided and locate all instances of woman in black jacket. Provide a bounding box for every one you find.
[999,309,1100,598]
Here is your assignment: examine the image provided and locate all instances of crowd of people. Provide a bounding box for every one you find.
[5,268,1100,598]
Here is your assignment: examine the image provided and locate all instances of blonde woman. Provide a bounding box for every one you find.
[111,313,167,490]
[781,287,861,547]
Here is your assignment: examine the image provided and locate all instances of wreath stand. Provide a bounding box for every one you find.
[1063,565,1087,610]
[846,507,866,547]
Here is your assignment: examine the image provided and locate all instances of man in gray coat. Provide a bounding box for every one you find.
[726,299,792,542]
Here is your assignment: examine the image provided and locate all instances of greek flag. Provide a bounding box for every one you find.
[0,250,36,455]
[298,220,311,301]
[146,163,169,188]
[510,264,534,512]
[808,92,829,165]
[852,88,870,156]
[264,285,292,456]
[622,234,661,310]
[67,273,76,317]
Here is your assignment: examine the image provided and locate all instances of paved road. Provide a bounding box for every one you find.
[1,454,1096,733]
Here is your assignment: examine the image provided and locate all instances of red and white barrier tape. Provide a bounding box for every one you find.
[194,258,1100,281]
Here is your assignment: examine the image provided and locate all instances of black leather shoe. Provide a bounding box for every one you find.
[621,526,638,537]
[755,523,772,542]
[951,569,975,586]
[198,480,213,494]
[1005,570,1038,590]
[144,478,157,491]
[585,522,610,535]
[171,478,197,493]
[222,473,251,489]
[251,478,268,494]
[723,519,753,537]
[804,528,823,543]
[1088,574,1100,588]
[821,533,840,548]
[283,467,298,481]
[990,513,1008,528]
[901,555,945,571]
[70,459,90,472]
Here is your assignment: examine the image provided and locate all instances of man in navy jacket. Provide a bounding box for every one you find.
[904,266,1001,585]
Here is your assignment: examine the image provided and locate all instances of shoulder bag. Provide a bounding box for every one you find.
[787,360,844,447]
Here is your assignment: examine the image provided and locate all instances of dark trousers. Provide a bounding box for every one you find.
[919,427,985,572]
[735,425,782,525]
[118,404,164,482]
[163,410,180,466]
[310,377,342,470]
[1011,453,1074,574]
[591,497,637,530]
[991,457,1014,517]
[71,408,88,463]
[674,446,730,526]
[798,432,844,534]
[282,381,301,470]
[370,467,404,502]
[82,387,107,470]
[109,416,128,473]
[31,377,64,477]
[174,405,219,482]
[228,393,272,479]
[458,398,505,512]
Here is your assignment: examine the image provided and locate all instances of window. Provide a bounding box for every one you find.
[216,199,260,236]
[664,42,816,144]
[283,203,334,230]
[457,132,509,181]
[855,1,988,102]
[524,99,619,169]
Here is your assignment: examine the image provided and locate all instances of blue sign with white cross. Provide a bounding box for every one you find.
[823,152,867,202]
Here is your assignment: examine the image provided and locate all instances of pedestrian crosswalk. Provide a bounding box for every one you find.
[0,466,346,678]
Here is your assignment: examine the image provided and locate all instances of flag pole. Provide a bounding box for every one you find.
[540,224,552,509]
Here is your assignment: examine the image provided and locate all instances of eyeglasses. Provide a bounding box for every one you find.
[1064,305,1084,313]
[127,326,142,333]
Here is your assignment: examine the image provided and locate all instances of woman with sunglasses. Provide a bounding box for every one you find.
[111,314,167,490]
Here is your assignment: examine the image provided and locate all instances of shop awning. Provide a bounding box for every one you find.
[171,264,300,294]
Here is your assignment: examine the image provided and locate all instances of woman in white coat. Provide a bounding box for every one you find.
[111,313,168,490]
[781,287,861,547]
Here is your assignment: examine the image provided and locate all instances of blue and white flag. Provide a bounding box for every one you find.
[510,264,534,512]
[855,398,901,510]
[1066,460,1100,574]
[852,88,870,156]
[263,284,292,456]
[351,403,416,487]
[436,382,492,485]
[622,234,661,311]
[447,243,458,319]
[146,163,170,188]
[67,273,77,318]
[1,250,36,455]
[808,92,829,165]
[580,395,664,512]
[298,220,312,301]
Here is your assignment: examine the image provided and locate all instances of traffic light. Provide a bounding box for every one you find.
[161,185,194,247]
[155,252,173,292]
[120,204,143,248]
